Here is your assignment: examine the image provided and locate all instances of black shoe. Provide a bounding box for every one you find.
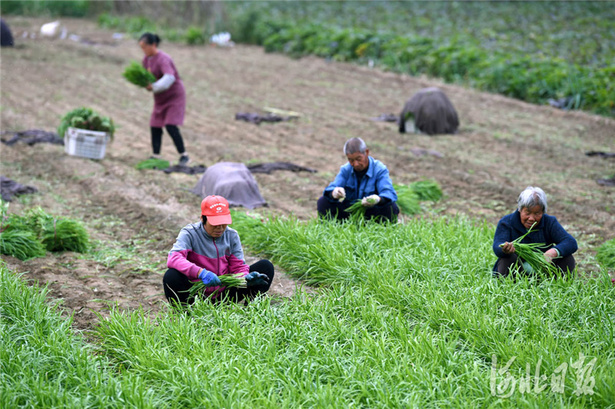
[178,154,190,166]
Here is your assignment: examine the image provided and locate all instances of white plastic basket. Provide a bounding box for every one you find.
[64,127,110,160]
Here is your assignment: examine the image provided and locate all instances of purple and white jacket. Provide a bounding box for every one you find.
[167,222,249,294]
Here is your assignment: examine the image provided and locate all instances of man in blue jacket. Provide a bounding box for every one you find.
[317,137,399,222]
[493,186,578,278]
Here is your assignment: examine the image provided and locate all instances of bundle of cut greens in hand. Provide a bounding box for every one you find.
[500,222,560,276]
[123,61,156,87]
[188,273,247,298]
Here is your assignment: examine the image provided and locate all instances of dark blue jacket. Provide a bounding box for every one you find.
[492,210,578,269]
[324,156,397,203]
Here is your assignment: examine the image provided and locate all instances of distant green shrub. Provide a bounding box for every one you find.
[184,26,205,45]
[1,0,92,17]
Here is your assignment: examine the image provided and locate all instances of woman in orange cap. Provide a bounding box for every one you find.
[163,195,274,305]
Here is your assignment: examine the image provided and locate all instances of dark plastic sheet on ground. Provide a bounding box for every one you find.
[371,113,398,122]
[163,164,208,175]
[1,130,63,146]
[597,177,615,187]
[409,148,444,158]
[247,162,317,174]
[1,176,38,201]
[235,112,296,125]
[586,151,615,159]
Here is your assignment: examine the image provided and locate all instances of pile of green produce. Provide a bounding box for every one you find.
[135,158,171,170]
[394,180,443,216]
[0,204,89,260]
[343,180,443,221]
[123,61,156,87]
[58,107,115,139]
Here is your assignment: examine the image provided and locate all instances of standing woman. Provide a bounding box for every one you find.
[139,32,190,165]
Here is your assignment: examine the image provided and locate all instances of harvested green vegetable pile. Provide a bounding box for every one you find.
[0,203,89,260]
[58,107,115,140]
[135,158,171,170]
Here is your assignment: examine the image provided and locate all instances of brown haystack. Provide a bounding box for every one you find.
[399,87,459,135]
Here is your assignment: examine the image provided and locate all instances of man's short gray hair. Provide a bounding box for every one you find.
[343,137,367,155]
[517,186,547,213]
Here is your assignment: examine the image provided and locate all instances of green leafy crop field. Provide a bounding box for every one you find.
[223,1,615,116]
[3,213,614,407]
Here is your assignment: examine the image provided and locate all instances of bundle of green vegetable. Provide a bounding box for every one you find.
[41,219,89,253]
[409,180,442,202]
[123,61,156,87]
[58,107,115,140]
[0,206,89,259]
[393,184,421,215]
[344,200,367,216]
[135,158,170,170]
[188,273,248,298]
[394,180,443,216]
[500,223,559,277]
[0,202,46,260]
[0,229,47,260]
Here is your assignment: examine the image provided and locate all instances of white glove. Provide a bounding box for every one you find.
[332,187,346,202]
[361,194,381,207]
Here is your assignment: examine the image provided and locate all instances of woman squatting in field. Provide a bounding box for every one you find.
[493,186,578,278]
[163,195,274,306]
[139,32,190,165]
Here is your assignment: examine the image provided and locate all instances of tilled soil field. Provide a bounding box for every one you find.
[1,18,614,330]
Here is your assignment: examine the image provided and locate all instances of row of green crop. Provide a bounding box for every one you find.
[225,1,615,69]
[82,215,615,406]
[0,263,160,407]
[93,6,615,116]
[5,1,613,115]
[228,18,614,116]
[3,212,615,406]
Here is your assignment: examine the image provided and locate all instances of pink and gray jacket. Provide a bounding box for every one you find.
[168,222,249,295]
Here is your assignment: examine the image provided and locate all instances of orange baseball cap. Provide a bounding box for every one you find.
[201,195,232,225]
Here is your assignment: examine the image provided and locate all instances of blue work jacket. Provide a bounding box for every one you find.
[324,156,397,203]
[492,210,578,263]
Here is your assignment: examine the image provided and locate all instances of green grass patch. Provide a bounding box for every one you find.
[91,213,615,406]
[0,262,160,407]
[3,208,614,406]
[596,238,615,270]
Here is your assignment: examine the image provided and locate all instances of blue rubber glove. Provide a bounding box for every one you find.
[199,269,221,287]
[245,271,270,287]
[521,261,534,274]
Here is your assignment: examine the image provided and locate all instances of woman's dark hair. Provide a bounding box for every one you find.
[139,32,160,46]
[201,215,207,225]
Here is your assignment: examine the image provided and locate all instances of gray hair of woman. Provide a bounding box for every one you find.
[517,186,548,213]
[343,137,367,155]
